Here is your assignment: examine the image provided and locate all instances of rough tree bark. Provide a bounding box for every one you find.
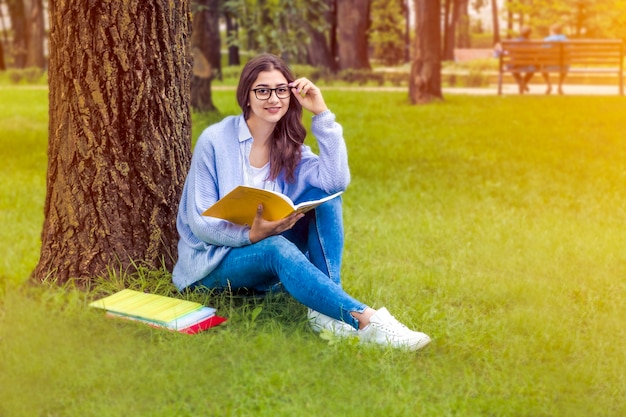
[191,0,221,112]
[34,1,192,285]
[409,0,443,104]
[336,0,371,70]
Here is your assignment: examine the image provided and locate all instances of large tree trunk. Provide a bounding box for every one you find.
[336,0,370,70]
[191,0,221,112]
[409,0,443,104]
[25,0,46,68]
[34,1,192,286]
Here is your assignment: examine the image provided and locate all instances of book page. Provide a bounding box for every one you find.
[293,191,344,215]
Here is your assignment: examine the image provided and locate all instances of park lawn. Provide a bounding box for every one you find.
[1,86,626,416]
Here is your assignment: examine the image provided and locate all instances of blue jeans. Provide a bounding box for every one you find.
[197,189,366,329]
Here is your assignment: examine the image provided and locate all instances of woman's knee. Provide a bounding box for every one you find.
[258,235,302,261]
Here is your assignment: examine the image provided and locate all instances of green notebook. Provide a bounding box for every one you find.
[89,289,203,324]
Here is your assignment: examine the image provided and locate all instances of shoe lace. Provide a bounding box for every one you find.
[375,316,410,336]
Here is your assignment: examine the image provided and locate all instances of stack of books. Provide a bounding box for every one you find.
[89,289,226,334]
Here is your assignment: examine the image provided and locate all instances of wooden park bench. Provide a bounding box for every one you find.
[497,39,624,95]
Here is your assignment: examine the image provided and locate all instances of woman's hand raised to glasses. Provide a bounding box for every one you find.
[288,78,329,115]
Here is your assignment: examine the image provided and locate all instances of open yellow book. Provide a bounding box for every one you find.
[202,185,343,226]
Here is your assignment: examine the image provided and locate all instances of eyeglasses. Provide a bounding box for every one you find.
[251,86,291,100]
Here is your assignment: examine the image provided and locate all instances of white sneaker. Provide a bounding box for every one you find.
[307,308,357,337]
[357,307,431,351]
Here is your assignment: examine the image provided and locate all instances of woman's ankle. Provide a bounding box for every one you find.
[351,308,376,330]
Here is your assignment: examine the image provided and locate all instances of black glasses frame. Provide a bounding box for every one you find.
[251,87,291,100]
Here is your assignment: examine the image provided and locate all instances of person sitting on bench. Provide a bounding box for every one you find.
[494,26,535,94]
[541,24,568,95]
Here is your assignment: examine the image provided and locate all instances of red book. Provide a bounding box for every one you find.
[105,311,227,334]
[179,315,228,334]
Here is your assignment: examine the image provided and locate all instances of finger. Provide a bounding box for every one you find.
[290,84,307,98]
[290,213,305,225]
[289,78,314,96]
[290,77,308,89]
[254,204,264,221]
[300,82,319,97]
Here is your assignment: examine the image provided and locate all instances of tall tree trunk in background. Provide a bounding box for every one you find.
[409,0,443,104]
[329,0,338,69]
[336,0,370,70]
[224,9,240,66]
[25,0,45,68]
[191,0,221,112]
[491,0,500,44]
[34,1,192,286]
[6,0,28,68]
[442,0,462,60]
[442,0,452,60]
[0,39,5,70]
[0,0,8,70]
[403,0,410,62]
[507,0,514,38]
[306,0,336,70]
[456,0,470,48]
[307,28,335,69]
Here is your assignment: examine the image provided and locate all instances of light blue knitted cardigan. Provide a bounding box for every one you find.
[172,111,350,290]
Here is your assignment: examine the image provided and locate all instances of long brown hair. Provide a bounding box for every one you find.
[236,54,306,183]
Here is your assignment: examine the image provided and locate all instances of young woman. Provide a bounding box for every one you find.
[173,54,430,351]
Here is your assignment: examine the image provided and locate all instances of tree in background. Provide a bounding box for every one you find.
[191,0,221,112]
[25,0,45,68]
[304,0,336,70]
[34,1,192,286]
[223,1,240,66]
[224,0,371,71]
[409,0,443,104]
[370,0,405,66]
[2,0,45,69]
[226,0,329,63]
[337,0,371,70]
[456,0,471,48]
[442,0,460,60]
[5,0,27,67]
[504,0,626,38]
[586,0,626,39]
[491,0,500,44]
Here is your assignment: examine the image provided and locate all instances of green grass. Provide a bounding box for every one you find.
[1,86,626,416]
[0,86,48,285]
